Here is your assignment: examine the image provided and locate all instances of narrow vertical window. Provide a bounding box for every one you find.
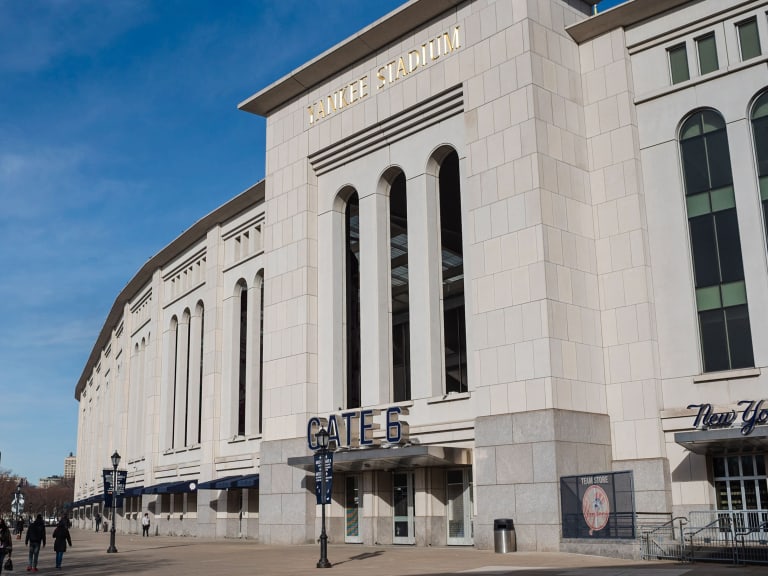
[197,303,204,444]
[390,172,411,402]
[237,280,248,435]
[257,272,265,434]
[170,317,178,447]
[737,18,761,61]
[345,193,361,409]
[680,111,754,372]
[751,92,768,245]
[696,33,718,75]
[668,43,690,84]
[439,151,468,393]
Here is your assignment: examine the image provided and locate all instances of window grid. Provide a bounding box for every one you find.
[669,43,690,84]
[696,33,719,75]
[737,18,761,61]
[680,111,754,373]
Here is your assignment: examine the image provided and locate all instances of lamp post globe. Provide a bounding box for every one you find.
[316,427,332,569]
[107,451,121,553]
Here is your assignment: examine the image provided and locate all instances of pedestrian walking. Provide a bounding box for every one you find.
[52,516,72,570]
[94,513,101,533]
[141,513,151,537]
[0,519,13,575]
[15,518,23,539]
[24,514,46,572]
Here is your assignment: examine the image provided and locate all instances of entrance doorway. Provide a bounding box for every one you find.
[446,468,473,545]
[393,471,415,544]
[345,475,362,543]
[713,454,768,533]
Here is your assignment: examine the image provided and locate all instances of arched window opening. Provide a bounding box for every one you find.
[237,280,248,435]
[257,272,265,434]
[750,92,768,244]
[345,193,361,409]
[680,110,754,372]
[196,301,204,445]
[181,309,192,447]
[390,172,411,402]
[439,150,468,393]
[169,316,179,448]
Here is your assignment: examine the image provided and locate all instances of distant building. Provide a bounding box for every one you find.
[38,476,64,489]
[64,453,76,479]
[72,0,768,558]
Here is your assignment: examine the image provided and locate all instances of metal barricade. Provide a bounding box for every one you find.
[735,520,768,565]
[640,516,687,561]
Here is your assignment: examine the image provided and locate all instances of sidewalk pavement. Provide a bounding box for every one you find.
[9,527,765,576]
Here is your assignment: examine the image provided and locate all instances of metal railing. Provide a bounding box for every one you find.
[639,510,768,565]
[684,515,737,564]
[735,520,768,565]
[640,516,687,561]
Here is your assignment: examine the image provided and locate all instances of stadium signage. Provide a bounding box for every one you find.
[306,406,409,450]
[688,400,768,435]
[307,26,461,125]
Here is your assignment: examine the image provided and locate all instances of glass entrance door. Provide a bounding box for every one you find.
[393,472,415,544]
[446,468,473,545]
[345,475,362,543]
[713,454,768,535]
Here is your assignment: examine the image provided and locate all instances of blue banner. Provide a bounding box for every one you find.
[103,469,128,508]
[314,451,333,505]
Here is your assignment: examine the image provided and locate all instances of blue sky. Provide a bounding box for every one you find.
[0,0,628,486]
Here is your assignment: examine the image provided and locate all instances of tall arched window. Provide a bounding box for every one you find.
[680,110,754,372]
[439,150,468,393]
[750,92,768,242]
[193,301,204,445]
[237,280,248,435]
[389,172,411,402]
[256,271,264,434]
[345,192,361,408]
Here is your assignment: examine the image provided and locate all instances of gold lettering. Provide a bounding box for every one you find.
[429,38,439,61]
[307,27,460,126]
[408,49,420,73]
[443,26,460,53]
[346,82,356,106]
[387,61,396,83]
[396,56,407,80]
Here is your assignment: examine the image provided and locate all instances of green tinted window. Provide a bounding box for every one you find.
[697,34,719,75]
[738,19,761,60]
[669,44,690,84]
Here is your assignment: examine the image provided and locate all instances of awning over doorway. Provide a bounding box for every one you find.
[142,479,198,494]
[286,445,472,472]
[675,426,768,454]
[123,485,144,497]
[196,474,259,490]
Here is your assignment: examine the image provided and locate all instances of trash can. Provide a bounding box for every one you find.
[493,518,516,553]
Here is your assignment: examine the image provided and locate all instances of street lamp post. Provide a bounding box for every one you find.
[14,482,22,537]
[107,451,120,553]
[315,427,332,569]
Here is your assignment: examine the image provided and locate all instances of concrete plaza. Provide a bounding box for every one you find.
[8,527,766,575]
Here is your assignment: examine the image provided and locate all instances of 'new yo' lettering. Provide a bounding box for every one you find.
[688,403,737,428]
[739,400,768,435]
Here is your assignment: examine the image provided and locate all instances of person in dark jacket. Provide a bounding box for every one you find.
[52,516,72,570]
[24,514,46,572]
[0,518,13,575]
